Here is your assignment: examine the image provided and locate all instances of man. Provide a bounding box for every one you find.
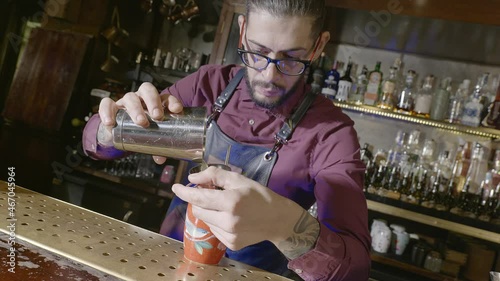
[83,0,370,280]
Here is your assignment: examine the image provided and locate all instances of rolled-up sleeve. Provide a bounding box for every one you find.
[288,118,371,281]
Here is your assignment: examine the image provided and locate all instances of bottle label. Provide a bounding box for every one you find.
[414,95,432,114]
[336,81,352,101]
[321,87,336,97]
[382,81,395,94]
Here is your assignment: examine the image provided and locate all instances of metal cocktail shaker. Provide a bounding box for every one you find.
[112,107,207,161]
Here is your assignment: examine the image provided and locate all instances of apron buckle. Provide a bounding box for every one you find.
[264,138,284,161]
[207,106,222,125]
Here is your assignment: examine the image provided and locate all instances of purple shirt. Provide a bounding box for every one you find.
[83,64,370,281]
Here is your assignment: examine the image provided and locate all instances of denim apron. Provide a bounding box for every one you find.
[160,69,317,279]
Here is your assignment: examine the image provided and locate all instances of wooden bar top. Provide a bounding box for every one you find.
[0,181,291,281]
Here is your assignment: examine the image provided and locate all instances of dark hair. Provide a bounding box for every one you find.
[245,0,326,39]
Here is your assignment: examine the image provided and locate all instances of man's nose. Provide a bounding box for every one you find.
[262,61,280,82]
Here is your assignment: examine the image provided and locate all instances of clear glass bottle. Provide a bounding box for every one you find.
[377,66,398,110]
[430,77,452,121]
[461,75,488,127]
[349,65,368,105]
[394,70,417,115]
[413,75,436,118]
[387,130,407,166]
[446,79,470,123]
[363,61,383,106]
[465,142,488,194]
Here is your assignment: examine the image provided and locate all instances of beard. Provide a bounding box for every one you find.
[244,69,303,109]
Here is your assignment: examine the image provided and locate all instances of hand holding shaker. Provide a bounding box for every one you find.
[110,107,207,161]
[183,164,230,264]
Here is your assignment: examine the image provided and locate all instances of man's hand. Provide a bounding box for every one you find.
[98,82,183,164]
[172,166,320,259]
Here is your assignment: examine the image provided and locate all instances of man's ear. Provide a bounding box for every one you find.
[313,31,331,61]
[238,15,246,38]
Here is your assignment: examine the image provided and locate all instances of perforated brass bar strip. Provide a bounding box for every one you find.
[0,182,291,281]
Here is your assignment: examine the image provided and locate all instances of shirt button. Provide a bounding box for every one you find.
[248,119,255,125]
[294,269,303,274]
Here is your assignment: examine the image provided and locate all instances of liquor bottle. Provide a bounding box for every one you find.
[368,164,386,194]
[392,57,404,92]
[360,143,373,165]
[377,66,398,110]
[430,77,452,121]
[477,180,498,222]
[336,62,353,102]
[349,66,368,105]
[413,75,436,118]
[463,181,485,219]
[311,52,327,93]
[323,60,341,92]
[422,170,441,208]
[364,159,376,192]
[465,142,488,194]
[407,169,427,205]
[485,79,500,128]
[363,61,383,106]
[387,130,407,166]
[446,79,471,123]
[382,165,401,199]
[321,75,338,99]
[435,176,456,212]
[394,70,417,115]
[461,75,488,127]
[397,170,412,198]
[491,150,500,188]
[450,176,472,216]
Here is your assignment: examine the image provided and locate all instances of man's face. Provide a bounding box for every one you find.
[241,11,317,109]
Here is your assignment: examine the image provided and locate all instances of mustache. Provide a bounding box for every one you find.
[251,80,284,91]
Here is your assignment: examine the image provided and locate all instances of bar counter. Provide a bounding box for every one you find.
[0,181,291,280]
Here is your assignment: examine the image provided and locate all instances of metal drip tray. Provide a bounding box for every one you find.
[0,182,290,281]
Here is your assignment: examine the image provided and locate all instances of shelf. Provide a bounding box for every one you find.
[366,196,500,244]
[333,101,500,139]
[370,252,461,281]
[72,165,175,200]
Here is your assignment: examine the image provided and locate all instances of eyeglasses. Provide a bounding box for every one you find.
[237,49,311,76]
[237,18,320,76]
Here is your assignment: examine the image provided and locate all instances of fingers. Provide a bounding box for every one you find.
[165,94,184,113]
[188,166,239,191]
[172,183,231,211]
[98,97,120,126]
[153,156,167,164]
[136,83,164,120]
[98,82,184,129]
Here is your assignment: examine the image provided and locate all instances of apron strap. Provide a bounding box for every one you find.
[265,90,318,160]
[207,68,245,124]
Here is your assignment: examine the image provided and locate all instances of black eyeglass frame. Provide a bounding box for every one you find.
[236,17,321,77]
[237,48,312,76]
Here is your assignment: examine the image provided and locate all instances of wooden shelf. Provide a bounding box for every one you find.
[334,101,500,139]
[367,199,500,244]
[370,252,462,281]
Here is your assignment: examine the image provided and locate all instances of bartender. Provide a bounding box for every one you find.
[83,0,371,280]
